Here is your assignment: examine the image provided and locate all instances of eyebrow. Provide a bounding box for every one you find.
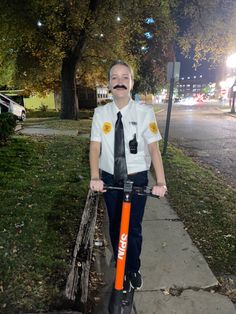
[111,73,130,77]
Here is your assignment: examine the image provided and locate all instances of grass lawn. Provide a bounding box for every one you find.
[0,134,90,313]
[0,116,235,312]
[162,144,236,277]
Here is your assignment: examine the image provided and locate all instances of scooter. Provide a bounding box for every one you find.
[105,180,159,314]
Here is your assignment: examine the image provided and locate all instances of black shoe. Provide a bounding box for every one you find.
[129,271,143,290]
[123,274,131,293]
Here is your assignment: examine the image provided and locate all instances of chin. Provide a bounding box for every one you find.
[113,90,130,96]
[114,94,129,100]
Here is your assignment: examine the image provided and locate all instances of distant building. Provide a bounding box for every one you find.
[177,75,211,98]
[96,86,110,105]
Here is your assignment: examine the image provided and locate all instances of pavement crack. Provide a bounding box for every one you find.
[145,218,181,222]
[159,284,219,297]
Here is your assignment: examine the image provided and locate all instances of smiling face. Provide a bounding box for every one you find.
[109,63,134,107]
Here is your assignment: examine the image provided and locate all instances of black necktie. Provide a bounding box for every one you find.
[114,112,127,186]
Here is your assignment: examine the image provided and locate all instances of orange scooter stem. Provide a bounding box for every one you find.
[108,181,133,314]
[115,201,131,290]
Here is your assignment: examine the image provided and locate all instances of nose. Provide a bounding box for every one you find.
[117,77,123,84]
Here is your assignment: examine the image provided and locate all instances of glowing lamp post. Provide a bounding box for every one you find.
[226,53,236,113]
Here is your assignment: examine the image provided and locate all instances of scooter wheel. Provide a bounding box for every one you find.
[121,289,134,314]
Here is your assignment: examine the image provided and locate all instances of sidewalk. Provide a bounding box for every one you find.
[18,124,78,136]
[216,105,236,118]
[92,174,236,314]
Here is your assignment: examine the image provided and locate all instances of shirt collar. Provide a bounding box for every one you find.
[112,98,133,116]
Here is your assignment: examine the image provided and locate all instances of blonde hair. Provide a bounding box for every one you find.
[108,60,134,80]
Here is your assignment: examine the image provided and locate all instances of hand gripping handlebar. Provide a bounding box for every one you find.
[103,180,160,199]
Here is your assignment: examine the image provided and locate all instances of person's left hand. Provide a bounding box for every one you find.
[152,185,167,197]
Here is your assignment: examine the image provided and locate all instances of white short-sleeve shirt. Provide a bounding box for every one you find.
[90,100,162,175]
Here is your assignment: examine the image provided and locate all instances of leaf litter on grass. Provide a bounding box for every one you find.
[0,135,90,313]
[162,144,236,274]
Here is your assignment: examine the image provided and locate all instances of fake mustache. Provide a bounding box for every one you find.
[113,84,127,90]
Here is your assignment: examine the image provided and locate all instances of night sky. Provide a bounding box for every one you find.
[174,15,220,83]
[176,49,218,82]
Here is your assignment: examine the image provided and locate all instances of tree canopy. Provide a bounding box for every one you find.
[177,0,236,66]
[1,0,236,118]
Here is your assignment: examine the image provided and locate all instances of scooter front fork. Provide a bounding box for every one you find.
[109,181,133,314]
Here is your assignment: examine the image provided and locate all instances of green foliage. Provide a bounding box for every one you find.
[177,0,236,66]
[0,112,17,144]
[38,103,48,112]
[26,109,60,118]
[0,1,176,93]
[1,0,235,88]
[0,136,90,313]
[202,85,211,95]
[0,1,180,118]
[0,56,15,87]
[2,0,235,117]
[161,143,236,274]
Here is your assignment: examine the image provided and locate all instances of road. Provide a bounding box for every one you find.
[156,102,236,187]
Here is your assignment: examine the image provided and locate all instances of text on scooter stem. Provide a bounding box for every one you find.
[118,233,128,260]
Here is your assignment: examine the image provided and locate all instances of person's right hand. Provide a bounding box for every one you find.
[90,179,106,192]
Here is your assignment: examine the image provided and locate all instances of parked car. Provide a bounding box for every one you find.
[0,93,26,120]
[174,97,182,103]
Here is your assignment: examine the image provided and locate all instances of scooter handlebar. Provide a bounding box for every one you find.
[103,184,160,198]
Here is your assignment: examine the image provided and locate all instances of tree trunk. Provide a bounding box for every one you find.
[60,1,100,120]
[54,90,61,112]
[60,55,79,120]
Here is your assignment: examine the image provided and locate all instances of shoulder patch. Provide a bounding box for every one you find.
[149,122,158,134]
[102,122,112,134]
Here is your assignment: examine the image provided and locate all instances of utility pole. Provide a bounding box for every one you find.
[231,81,236,113]
[162,61,180,155]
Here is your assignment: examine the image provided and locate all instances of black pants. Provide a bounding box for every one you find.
[102,170,148,273]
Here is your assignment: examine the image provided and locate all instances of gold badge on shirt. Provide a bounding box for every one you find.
[149,122,158,134]
[102,122,112,134]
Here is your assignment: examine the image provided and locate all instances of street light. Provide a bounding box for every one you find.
[37,20,43,27]
[226,53,236,68]
[226,53,236,113]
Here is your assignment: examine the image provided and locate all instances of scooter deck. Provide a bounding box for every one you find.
[121,288,134,314]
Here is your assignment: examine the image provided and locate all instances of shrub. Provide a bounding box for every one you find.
[38,103,48,112]
[0,112,17,144]
[26,109,60,118]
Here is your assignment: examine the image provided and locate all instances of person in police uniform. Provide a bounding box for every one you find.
[89,60,167,291]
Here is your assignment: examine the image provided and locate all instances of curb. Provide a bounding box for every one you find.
[15,123,23,132]
[216,107,236,118]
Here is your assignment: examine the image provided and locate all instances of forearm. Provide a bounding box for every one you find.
[148,142,166,186]
[89,141,101,179]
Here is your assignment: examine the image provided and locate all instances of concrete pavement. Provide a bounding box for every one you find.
[18,124,78,136]
[92,175,236,314]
